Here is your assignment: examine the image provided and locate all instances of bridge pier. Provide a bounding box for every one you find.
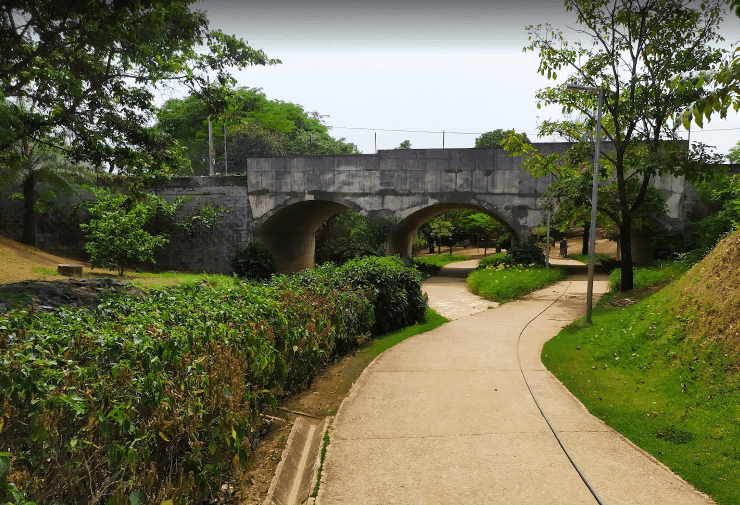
[258,230,316,274]
[256,199,349,274]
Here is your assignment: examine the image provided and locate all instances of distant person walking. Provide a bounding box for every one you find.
[560,238,568,258]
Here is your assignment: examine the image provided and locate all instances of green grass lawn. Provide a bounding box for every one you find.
[607,261,690,292]
[542,261,740,504]
[33,265,234,289]
[569,252,613,265]
[466,265,565,303]
[413,254,472,268]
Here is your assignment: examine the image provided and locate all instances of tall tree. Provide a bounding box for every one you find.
[157,87,359,174]
[0,1,277,186]
[526,0,726,290]
[673,0,740,128]
[0,98,95,246]
[475,129,529,149]
[728,140,740,164]
[0,136,94,246]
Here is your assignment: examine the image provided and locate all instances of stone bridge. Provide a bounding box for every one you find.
[154,145,698,274]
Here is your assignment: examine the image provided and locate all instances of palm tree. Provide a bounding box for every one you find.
[1,136,93,246]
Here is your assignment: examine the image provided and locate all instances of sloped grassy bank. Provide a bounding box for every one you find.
[542,231,740,504]
[0,256,427,505]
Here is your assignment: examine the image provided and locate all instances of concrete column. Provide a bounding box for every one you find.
[258,231,316,274]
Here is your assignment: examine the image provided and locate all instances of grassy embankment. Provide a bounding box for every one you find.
[542,232,740,504]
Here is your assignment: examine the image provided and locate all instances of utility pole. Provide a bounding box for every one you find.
[223,124,227,175]
[208,76,215,176]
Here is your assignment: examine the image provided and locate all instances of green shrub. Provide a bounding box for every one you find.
[338,256,427,336]
[232,241,276,280]
[0,278,372,504]
[414,261,441,277]
[477,252,507,269]
[289,256,427,337]
[505,243,545,267]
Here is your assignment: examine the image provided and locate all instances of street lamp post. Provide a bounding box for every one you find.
[566,83,603,324]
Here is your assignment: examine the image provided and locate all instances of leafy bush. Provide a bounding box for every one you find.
[232,241,276,280]
[477,252,507,269]
[288,256,427,337]
[650,229,697,260]
[0,278,372,504]
[80,189,186,275]
[505,243,546,267]
[338,256,427,336]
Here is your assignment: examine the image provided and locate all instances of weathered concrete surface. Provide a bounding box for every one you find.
[264,416,328,505]
[0,147,706,274]
[422,259,495,320]
[314,262,714,505]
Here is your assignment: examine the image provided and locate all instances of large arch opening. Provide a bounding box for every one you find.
[256,199,351,273]
[387,203,518,258]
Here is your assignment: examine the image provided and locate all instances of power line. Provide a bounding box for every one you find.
[328,126,488,135]
[328,124,740,137]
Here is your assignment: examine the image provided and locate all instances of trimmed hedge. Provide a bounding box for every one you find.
[286,255,428,337]
[0,257,426,504]
[505,243,546,267]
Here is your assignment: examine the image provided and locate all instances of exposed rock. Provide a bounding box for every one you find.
[0,278,145,314]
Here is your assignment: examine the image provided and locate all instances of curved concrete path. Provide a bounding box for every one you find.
[314,259,715,504]
[421,259,497,320]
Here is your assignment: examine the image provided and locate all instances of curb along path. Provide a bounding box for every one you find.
[314,261,715,504]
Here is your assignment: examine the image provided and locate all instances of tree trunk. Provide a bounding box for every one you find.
[21,170,38,247]
[619,219,634,291]
[581,221,589,256]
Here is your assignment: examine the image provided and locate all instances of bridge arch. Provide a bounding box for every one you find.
[255,196,359,273]
[386,202,520,257]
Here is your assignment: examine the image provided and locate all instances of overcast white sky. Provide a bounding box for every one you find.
[188,0,740,157]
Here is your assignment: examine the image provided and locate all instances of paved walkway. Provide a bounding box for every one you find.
[315,259,715,504]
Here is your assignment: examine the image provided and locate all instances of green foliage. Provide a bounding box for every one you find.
[607,262,690,292]
[232,241,277,281]
[395,140,412,150]
[80,189,186,276]
[315,211,399,265]
[1,2,278,187]
[0,275,377,503]
[505,243,546,267]
[157,88,360,174]
[475,129,529,149]
[527,0,726,290]
[417,210,507,255]
[467,265,565,303]
[728,141,740,164]
[290,256,427,337]
[477,252,507,269]
[695,173,740,245]
[0,130,96,246]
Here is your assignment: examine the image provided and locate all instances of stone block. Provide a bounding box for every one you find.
[58,264,83,276]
